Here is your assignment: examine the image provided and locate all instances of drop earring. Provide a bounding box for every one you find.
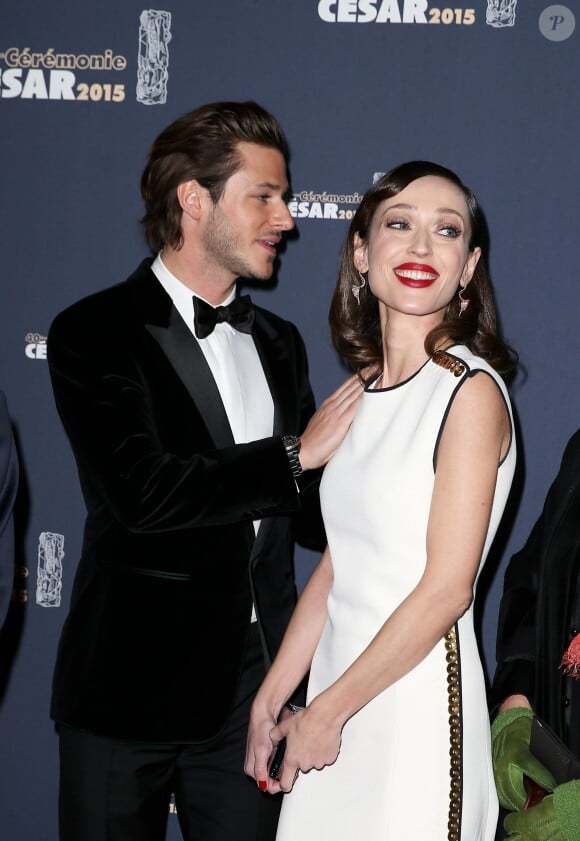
[458,285,469,317]
[352,271,367,305]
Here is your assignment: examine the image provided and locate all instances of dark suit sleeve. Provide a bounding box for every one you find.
[489,520,540,712]
[0,391,19,628]
[47,303,309,534]
[288,323,326,552]
[489,430,580,712]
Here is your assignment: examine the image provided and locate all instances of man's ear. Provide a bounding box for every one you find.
[353,233,368,273]
[177,180,202,218]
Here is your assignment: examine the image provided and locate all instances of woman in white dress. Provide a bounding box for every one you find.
[245,161,518,841]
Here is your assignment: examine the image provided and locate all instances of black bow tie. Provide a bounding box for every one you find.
[193,295,255,339]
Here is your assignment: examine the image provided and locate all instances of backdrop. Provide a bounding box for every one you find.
[1,2,578,837]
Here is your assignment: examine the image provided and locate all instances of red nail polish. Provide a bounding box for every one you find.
[258,780,267,792]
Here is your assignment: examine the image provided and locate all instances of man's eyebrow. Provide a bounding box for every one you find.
[251,180,293,202]
[253,180,283,191]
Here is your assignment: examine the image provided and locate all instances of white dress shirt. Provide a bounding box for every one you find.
[152,254,275,621]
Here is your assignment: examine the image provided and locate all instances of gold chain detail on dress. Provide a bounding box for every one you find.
[445,626,462,841]
[432,350,466,378]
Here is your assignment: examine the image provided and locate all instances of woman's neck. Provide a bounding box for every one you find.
[378,307,448,388]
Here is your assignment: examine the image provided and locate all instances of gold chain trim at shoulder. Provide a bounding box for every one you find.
[432,351,466,378]
[445,626,462,840]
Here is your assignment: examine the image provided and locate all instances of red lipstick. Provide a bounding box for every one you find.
[393,263,439,288]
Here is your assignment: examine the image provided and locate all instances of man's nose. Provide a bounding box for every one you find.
[274,201,295,232]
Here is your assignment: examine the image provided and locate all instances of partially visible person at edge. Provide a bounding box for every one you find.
[46,100,363,841]
[490,429,580,841]
[0,390,19,630]
[245,160,518,841]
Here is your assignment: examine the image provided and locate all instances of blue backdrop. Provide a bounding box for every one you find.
[1,2,578,838]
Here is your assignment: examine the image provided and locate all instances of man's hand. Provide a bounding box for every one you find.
[299,373,364,470]
[503,780,580,841]
[492,708,557,811]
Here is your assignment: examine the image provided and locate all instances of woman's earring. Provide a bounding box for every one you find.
[352,271,367,305]
[458,285,469,317]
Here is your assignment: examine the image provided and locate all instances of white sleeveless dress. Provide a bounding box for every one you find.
[275,345,515,841]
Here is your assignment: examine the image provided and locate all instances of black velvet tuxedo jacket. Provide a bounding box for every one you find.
[47,259,325,742]
[0,390,19,629]
[490,429,580,751]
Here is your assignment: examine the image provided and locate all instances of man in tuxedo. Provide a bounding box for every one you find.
[0,390,18,630]
[47,100,363,841]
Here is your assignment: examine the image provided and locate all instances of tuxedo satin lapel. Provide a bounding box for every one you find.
[252,311,297,436]
[145,306,235,449]
[246,310,298,565]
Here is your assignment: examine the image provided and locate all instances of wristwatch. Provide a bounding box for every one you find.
[281,434,303,478]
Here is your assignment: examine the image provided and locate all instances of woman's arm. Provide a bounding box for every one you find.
[244,546,334,787]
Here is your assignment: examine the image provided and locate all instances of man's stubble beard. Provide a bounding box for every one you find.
[202,204,274,282]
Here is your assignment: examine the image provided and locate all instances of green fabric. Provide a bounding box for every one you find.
[492,707,535,740]
[492,708,557,810]
[503,780,580,841]
[554,780,580,841]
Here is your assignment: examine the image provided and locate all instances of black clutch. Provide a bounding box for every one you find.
[522,716,580,809]
[530,716,580,785]
[268,738,286,780]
